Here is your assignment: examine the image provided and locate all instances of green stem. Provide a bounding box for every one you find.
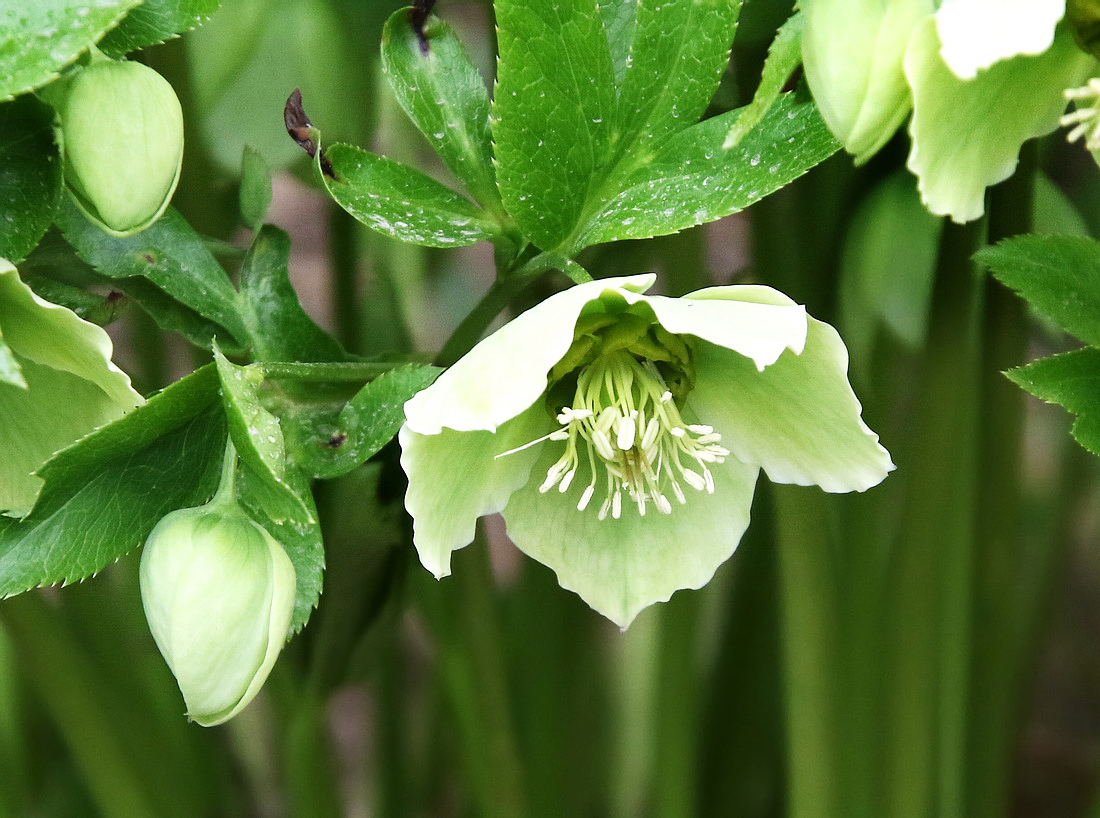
[329,205,364,354]
[413,541,527,818]
[256,360,426,382]
[209,438,238,508]
[0,594,162,818]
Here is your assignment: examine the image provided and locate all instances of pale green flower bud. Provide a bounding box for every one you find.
[58,61,184,236]
[802,0,934,163]
[140,499,296,727]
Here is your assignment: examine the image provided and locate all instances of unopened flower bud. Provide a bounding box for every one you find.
[802,0,933,163]
[58,60,183,236]
[140,500,295,727]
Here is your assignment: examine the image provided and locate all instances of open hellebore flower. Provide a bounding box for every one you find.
[140,494,296,727]
[400,276,893,628]
[56,60,184,236]
[803,0,1094,222]
[0,259,142,516]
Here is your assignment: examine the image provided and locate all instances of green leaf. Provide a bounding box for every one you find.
[290,364,441,479]
[103,275,232,351]
[324,142,498,247]
[213,349,322,631]
[0,0,140,101]
[598,0,637,83]
[0,366,225,597]
[381,9,500,212]
[99,0,221,56]
[0,95,62,263]
[1007,347,1100,456]
[723,11,803,149]
[615,0,741,152]
[239,145,272,229]
[22,275,126,326]
[978,234,1100,347]
[56,200,250,349]
[492,0,617,249]
[238,226,346,363]
[575,93,839,249]
[0,333,22,388]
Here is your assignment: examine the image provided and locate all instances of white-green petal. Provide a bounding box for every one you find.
[400,406,551,577]
[905,18,1092,223]
[502,442,760,629]
[685,314,893,493]
[639,289,808,371]
[0,260,143,514]
[935,0,1065,80]
[802,0,933,162]
[403,274,656,434]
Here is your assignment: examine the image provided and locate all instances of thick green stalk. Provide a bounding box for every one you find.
[0,594,162,818]
[881,219,982,818]
[413,541,527,818]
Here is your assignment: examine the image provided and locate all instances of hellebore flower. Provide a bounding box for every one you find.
[400,276,893,628]
[140,483,296,727]
[0,259,142,516]
[55,60,184,236]
[803,0,1094,222]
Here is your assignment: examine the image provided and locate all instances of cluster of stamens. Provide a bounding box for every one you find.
[1062,78,1100,150]
[500,350,729,520]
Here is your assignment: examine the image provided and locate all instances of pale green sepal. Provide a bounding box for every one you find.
[0,327,26,389]
[0,259,143,514]
[905,19,1093,223]
[643,287,807,370]
[936,0,1065,80]
[502,441,759,629]
[403,274,656,435]
[684,289,893,492]
[400,406,550,578]
[802,0,933,163]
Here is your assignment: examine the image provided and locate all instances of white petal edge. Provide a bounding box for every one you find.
[936,0,1064,80]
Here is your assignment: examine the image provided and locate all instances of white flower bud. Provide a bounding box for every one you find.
[140,502,295,727]
[58,61,184,236]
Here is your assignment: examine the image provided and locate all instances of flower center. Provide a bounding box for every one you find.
[1062,78,1100,150]
[502,349,729,520]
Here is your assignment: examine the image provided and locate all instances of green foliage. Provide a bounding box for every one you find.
[238,145,272,229]
[98,0,221,56]
[0,367,225,597]
[981,234,1100,457]
[0,0,139,101]
[0,96,61,263]
[56,201,250,351]
[323,143,501,247]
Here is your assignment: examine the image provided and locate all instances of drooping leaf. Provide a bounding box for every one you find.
[0,96,62,263]
[324,142,499,247]
[615,0,741,152]
[213,349,323,631]
[238,226,346,363]
[381,9,500,212]
[0,366,225,597]
[98,0,221,56]
[0,0,140,101]
[574,93,839,250]
[492,0,617,249]
[289,364,441,479]
[978,234,1100,347]
[1007,347,1100,456]
[239,145,272,229]
[56,201,250,349]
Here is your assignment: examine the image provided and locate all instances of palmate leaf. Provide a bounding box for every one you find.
[573,93,838,249]
[0,96,62,263]
[57,201,250,351]
[381,9,500,213]
[978,234,1100,346]
[323,143,500,248]
[99,0,221,57]
[0,0,140,101]
[1007,348,1100,456]
[0,367,225,597]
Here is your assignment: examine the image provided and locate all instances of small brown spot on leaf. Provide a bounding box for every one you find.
[325,433,347,449]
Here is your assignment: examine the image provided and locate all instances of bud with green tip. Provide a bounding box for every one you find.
[140,464,296,727]
[57,60,184,236]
